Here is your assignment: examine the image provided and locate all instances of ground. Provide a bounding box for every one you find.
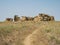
[0,21,60,45]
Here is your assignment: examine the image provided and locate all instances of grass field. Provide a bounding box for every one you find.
[0,21,60,45]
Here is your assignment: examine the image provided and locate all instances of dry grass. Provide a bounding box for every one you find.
[0,21,60,45]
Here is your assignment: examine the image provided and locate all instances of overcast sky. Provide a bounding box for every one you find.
[0,0,60,21]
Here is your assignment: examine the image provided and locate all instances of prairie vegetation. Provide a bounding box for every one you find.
[0,21,60,45]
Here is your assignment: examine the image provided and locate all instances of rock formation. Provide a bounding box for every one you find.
[5,13,55,22]
[14,15,20,21]
[6,18,13,22]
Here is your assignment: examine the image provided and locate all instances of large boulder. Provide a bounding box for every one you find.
[27,17,34,21]
[34,13,55,21]
[6,18,13,22]
[34,16,43,22]
[21,16,28,21]
[14,15,20,21]
[34,16,39,22]
[50,16,55,21]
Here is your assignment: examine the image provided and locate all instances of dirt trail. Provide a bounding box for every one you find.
[23,25,45,45]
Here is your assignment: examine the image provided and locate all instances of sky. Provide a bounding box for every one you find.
[0,0,60,21]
